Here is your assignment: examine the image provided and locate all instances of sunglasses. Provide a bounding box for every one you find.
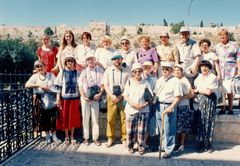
[35,65,43,68]
[133,70,142,74]
[66,59,75,63]
[121,42,129,45]
[162,68,170,71]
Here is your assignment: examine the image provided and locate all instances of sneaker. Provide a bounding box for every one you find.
[46,135,51,145]
[162,153,171,159]
[93,140,101,146]
[106,139,114,148]
[178,145,184,152]
[83,139,89,146]
[138,147,145,155]
[52,135,62,143]
[208,143,213,153]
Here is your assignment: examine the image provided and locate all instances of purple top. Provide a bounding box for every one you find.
[136,47,159,64]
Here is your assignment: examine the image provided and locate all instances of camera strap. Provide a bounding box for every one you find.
[85,67,98,87]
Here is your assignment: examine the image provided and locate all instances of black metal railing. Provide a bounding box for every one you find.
[0,71,40,163]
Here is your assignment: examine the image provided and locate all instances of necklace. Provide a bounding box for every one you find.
[38,73,46,81]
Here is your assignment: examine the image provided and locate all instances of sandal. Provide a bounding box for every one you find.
[71,138,78,145]
[64,137,70,145]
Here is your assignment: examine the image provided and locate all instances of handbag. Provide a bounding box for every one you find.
[86,85,100,100]
[99,90,107,113]
[143,87,153,103]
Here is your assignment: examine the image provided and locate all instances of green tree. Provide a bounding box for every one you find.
[44,27,54,36]
[170,21,185,34]
[200,21,204,27]
[137,27,143,35]
[220,22,223,26]
[27,31,33,38]
[163,18,168,26]
[0,39,37,72]
[121,27,127,36]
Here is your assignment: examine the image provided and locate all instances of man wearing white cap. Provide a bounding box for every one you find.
[156,32,179,64]
[78,50,104,146]
[176,27,201,83]
[102,52,130,147]
[119,36,137,69]
[154,61,183,159]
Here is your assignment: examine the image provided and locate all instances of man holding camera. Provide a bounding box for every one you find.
[102,52,130,147]
[78,50,104,146]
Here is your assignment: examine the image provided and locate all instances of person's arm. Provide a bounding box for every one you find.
[163,96,182,114]
[237,60,240,76]
[214,60,222,81]
[191,55,200,75]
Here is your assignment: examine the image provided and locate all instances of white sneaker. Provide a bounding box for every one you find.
[52,135,62,143]
[46,135,51,145]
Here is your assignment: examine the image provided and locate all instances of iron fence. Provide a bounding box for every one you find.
[0,71,40,163]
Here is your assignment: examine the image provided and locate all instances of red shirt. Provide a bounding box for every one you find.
[37,47,58,72]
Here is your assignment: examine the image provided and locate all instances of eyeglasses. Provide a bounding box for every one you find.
[121,42,129,45]
[181,32,189,36]
[35,65,43,68]
[162,68,170,71]
[66,59,75,63]
[133,70,142,74]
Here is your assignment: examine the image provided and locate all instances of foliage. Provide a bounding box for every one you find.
[121,27,127,36]
[200,21,203,27]
[44,27,54,36]
[0,38,37,72]
[220,22,223,26]
[170,21,185,34]
[137,27,143,35]
[163,19,168,26]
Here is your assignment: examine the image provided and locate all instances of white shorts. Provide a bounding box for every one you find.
[222,79,233,94]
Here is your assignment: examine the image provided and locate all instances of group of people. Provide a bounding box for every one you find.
[25,27,240,159]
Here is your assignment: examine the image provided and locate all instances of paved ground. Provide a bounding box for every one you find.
[2,139,240,166]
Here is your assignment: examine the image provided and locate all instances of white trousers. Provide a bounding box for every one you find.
[81,98,99,140]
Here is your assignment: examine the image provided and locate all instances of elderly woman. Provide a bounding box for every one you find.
[54,56,81,145]
[136,35,159,75]
[52,30,77,73]
[199,38,221,80]
[214,29,240,115]
[94,35,116,70]
[123,63,153,155]
[25,60,61,144]
[174,64,194,152]
[194,60,218,153]
[119,36,137,69]
[75,32,96,71]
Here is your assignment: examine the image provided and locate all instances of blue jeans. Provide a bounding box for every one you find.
[156,102,177,154]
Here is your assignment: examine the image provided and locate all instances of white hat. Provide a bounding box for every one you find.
[143,61,153,66]
[160,31,169,37]
[64,54,76,64]
[120,36,130,43]
[161,61,174,68]
[174,64,183,69]
[85,50,95,61]
[131,63,142,72]
[180,27,190,33]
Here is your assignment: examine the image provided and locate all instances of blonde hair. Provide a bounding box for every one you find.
[218,28,229,37]
[138,35,150,43]
[100,35,112,46]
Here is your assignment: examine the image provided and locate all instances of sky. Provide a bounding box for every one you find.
[0,0,239,26]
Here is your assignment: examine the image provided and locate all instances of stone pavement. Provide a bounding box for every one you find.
[2,139,240,166]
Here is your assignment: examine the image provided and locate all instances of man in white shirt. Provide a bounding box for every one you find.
[102,52,130,147]
[154,62,183,159]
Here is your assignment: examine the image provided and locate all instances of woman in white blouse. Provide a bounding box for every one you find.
[123,63,153,155]
[194,60,218,153]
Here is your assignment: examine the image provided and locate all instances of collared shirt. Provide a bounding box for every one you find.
[214,41,240,79]
[56,45,76,70]
[143,74,157,91]
[94,47,116,69]
[156,43,179,63]
[123,78,153,115]
[136,47,159,64]
[154,75,183,103]
[78,66,104,93]
[102,65,130,94]
[176,39,201,76]
[119,49,137,69]
[178,77,191,106]
[75,44,96,65]
[194,72,218,93]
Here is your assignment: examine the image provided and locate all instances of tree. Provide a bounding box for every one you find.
[0,38,37,72]
[220,22,223,26]
[163,19,168,26]
[44,27,54,36]
[121,27,127,36]
[137,27,143,35]
[170,21,185,34]
[200,21,203,27]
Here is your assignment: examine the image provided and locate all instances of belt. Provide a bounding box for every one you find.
[159,102,172,105]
